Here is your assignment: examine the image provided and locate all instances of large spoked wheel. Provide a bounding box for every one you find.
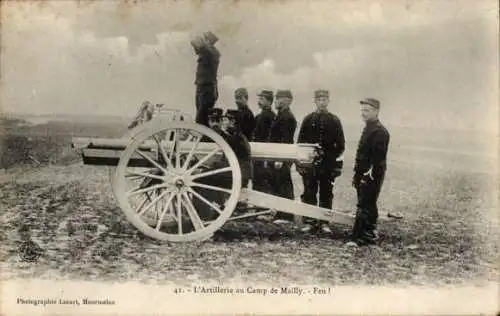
[112,119,242,242]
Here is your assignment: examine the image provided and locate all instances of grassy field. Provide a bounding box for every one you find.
[0,116,498,286]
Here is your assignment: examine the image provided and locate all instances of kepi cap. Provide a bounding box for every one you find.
[314,89,329,99]
[360,98,380,110]
[276,89,293,99]
[224,109,240,125]
[257,90,274,102]
[225,109,239,119]
[207,107,223,118]
[203,31,218,44]
[234,88,248,98]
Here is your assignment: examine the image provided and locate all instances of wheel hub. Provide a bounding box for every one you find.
[174,178,185,188]
[167,175,188,192]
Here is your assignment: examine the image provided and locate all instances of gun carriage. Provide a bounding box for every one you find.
[71,110,396,243]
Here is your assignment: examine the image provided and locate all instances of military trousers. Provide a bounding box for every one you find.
[195,83,218,127]
[352,173,385,244]
[269,164,295,221]
[301,169,335,225]
[252,161,272,194]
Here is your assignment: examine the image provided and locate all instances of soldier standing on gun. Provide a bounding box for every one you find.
[234,88,256,142]
[349,98,390,246]
[297,89,345,233]
[191,31,220,127]
[251,90,275,194]
[268,89,297,224]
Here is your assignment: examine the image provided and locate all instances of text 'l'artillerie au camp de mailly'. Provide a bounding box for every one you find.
[174,286,332,296]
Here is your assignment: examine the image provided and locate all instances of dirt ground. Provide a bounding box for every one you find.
[1,157,498,286]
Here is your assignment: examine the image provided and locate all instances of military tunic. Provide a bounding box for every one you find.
[297,110,345,212]
[235,106,256,142]
[352,119,390,244]
[221,131,252,188]
[251,108,276,193]
[193,43,220,127]
[252,108,276,142]
[267,108,297,221]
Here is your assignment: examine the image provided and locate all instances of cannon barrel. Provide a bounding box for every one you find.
[72,137,320,167]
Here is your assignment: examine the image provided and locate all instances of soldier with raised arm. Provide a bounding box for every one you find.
[350,98,390,246]
[297,89,345,233]
[191,31,220,127]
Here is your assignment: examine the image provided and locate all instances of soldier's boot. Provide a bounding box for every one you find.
[273,213,295,225]
[299,200,318,233]
[357,222,378,246]
[318,198,333,234]
[351,208,372,245]
[364,220,379,243]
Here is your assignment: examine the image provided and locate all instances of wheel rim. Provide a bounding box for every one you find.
[113,120,242,242]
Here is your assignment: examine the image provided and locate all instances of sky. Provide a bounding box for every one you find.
[1,0,498,131]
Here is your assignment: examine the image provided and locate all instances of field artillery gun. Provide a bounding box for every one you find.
[72,114,397,243]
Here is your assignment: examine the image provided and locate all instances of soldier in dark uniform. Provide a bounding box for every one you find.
[191,31,220,127]
[350,98,390,246]
[234,88,256,141]
[221,109,252,189]
[192,107,225,217]
[297,90,345,233]
[251,90,275,194]
[193,108,252,219]
[207,107,224,133]
[267,89,297,224]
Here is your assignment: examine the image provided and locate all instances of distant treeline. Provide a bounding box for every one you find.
[1,116,128,138]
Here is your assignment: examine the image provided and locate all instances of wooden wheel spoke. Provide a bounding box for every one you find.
[169,129,177,159]
[125,167,161,176]
[186,188,223,215]
[137,189,171,217]
[125,170,164,181]
[174,130,181,169]
[189,182,233,194]
[144,191,153,202]
[181,192,204,231]
[125,174,143,180]
[182,133,195,145]
[176,194,183,235]
[155,193,175,231]
[133,195,149,214]
[163,200,178,221]
[182,135,201,171]
[125,167,154,181]
[190,166,232,180]
[127,183,166,197]
[186,147,222,174]
[135,149,167,173]
[153,135,174,170]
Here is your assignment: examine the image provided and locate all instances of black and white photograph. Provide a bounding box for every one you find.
[1,0,498,315]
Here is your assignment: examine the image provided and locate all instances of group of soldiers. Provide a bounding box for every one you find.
[189,31,390,246]
[199,86,389,246]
